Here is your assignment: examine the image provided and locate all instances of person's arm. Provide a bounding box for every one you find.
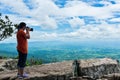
[26,28,30,39]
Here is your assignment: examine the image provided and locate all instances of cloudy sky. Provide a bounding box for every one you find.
[0,0,120,42]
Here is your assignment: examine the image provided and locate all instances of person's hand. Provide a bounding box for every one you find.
[26,27,30,32]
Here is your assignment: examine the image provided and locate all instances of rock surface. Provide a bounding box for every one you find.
[0,60,73,80]
[78,58,120,79]
[0,59,17,71]
[0,58,120,80]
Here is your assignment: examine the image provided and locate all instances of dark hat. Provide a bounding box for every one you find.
[17,22,26,30]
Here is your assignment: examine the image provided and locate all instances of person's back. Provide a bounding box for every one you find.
[17,29,28,54]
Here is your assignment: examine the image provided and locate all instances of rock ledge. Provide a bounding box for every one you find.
[0,58,120,80]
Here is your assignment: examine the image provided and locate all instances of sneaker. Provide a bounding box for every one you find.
[17,73,23,79]
[17,73,29,79]
[18,76,23,79]
[22,73,29,78]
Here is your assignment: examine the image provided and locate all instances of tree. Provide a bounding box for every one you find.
[0,13,17,41]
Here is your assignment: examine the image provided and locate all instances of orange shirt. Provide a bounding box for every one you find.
[17,29,28,54]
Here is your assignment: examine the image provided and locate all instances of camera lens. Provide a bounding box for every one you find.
[30,28,33,31]
[26,27,33,31]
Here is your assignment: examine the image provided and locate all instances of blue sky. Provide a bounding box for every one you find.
[0,0,120,42]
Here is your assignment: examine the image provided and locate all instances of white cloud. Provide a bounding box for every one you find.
[0,0,59,29]
[29,31,58,41]
[0,0,120,42]
[34,20,120,40]
[40,16,58,29]
[0,0,31,16]
[57,22,120,41]
[109,18,120,22]
[58,1,113,19]
[68,17,85,28]
[1,0,119,25]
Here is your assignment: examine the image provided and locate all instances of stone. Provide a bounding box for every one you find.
[0,59,17,71]
[0,58,120,80]
[0,60,73,80]
[77,58,120,79]
[2,59,17,70]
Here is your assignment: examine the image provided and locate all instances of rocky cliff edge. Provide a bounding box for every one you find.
[0,58,120,80]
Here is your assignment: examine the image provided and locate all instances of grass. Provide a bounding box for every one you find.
[0,55,43,66]
[26,56,43,66]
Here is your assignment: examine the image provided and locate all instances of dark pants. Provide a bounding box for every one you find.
[17,50,27,69]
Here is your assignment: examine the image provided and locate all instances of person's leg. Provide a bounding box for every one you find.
[17,50,22,76]
[19,68,24,76]
[17,51,27,77]
[20,53,27,77]
[18,67,24,76]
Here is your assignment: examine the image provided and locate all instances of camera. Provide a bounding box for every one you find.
[26,27,33,31]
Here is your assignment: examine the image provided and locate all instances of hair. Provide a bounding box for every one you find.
[18,22,26,29]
